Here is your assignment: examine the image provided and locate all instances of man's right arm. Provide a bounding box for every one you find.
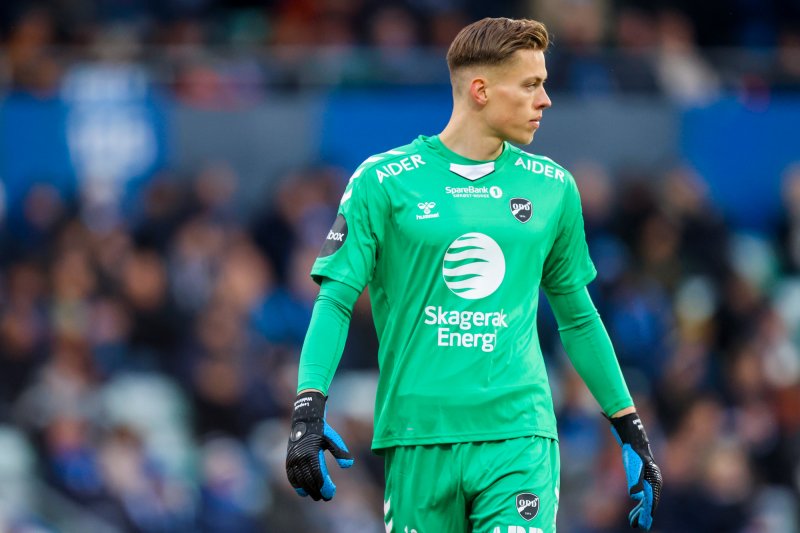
[286,277,360,501]
[297,277,361,395]
[288,153,388,501]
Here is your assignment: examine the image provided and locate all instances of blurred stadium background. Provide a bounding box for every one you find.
[0,0,798,532]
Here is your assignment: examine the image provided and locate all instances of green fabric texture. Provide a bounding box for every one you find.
[545,287,633,416]
[296,278,360,395]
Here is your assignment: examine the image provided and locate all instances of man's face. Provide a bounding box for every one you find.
[483,49,551,145]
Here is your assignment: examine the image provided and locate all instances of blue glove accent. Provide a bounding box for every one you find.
[619,443,657,529]
[627,481,654,530]
[621,444,644,490]
[608,413,662,531]
[318,449,337,500]
[324,422,355,469]
[296,488,308,497]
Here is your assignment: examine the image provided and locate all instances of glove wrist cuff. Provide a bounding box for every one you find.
[292,391,327,422]
[610,412,653,456]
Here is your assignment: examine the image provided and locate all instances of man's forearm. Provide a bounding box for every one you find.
[545,286,633,416]
[297,278,361,394]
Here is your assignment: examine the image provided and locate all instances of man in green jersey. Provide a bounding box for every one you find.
[285,17,662,533]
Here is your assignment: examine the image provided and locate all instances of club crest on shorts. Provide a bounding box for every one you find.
[510,198,532,223]
[516,493,540,521]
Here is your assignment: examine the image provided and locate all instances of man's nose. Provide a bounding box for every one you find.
[537,87,552,109]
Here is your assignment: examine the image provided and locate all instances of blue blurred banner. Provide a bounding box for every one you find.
[0,94,76,223]
[681,96,800,232]
[62,64,169,214]
[319,88,453,170]
[0,65,169,226]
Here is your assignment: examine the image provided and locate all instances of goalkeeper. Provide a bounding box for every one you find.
[285,17,662,533]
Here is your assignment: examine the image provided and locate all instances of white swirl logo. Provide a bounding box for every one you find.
[442,233,506,299]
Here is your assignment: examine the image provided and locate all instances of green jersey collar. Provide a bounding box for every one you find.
[419,135,511,170]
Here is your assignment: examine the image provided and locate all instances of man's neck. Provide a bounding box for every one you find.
[438,114,504,161]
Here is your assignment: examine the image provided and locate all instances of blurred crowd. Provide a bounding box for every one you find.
[0,0,799,104]
[0,0,798,533]
[0,162,374,532]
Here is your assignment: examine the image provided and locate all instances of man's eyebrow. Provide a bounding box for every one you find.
[523,75,547,83]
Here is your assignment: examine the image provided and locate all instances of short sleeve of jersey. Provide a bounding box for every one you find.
[310,161,390,292]
[541,172,597,294]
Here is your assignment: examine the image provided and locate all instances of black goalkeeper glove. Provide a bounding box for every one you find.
[608,413,663,530]
[286,391,354,501]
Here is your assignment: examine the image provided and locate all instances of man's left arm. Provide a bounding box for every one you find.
[545,286,663,530]
[545,286,631,416]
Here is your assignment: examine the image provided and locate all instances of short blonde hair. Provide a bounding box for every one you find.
[446,17,550,73]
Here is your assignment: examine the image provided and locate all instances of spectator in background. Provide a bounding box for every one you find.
[427,8,470,48]
[250,167,341,284]
[541,0,617,95]
[132,177,192,253]
[657,397,754,532]
[99,425,196,532]
[5,6,61,98]
[659,165,729,279]
[553,366,608,532]
[198,436,267,533]
[612,5,660,93]
[43,415,104,503]
[301,0,361,86]
[121,248,186,374]
[184,235,287,438]
[168,215,227,318]
[778,163,800,273]
[11,184,72,259]
[525,0,611,49]
[773,25,800,92]
[343,3,432,86]
[655,9,721,105]
[0,262,48,408]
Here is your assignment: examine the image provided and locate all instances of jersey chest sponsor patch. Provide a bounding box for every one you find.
[444,184,503,199]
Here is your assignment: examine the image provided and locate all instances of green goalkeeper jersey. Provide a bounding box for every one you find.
[311,135,596,450]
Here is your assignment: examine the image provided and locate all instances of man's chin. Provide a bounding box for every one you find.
[512,131,536,145]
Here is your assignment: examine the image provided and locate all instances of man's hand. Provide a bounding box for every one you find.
[608,412,663,530]
[286,391,354,501]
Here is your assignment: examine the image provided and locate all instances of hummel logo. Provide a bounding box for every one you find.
[418,201,436,214]
[416,201,440,220]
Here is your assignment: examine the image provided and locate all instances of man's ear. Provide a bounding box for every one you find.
[468,77,489,106]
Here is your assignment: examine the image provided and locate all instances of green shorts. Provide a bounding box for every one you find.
[383,436,560,533]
